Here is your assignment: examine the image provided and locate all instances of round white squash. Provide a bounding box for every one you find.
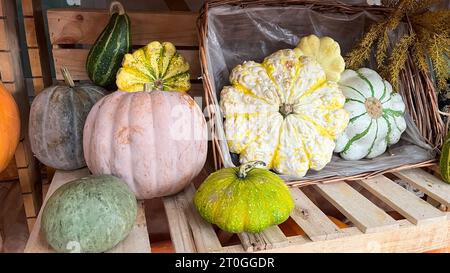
[220,49,349,178]
[335,68,407,160]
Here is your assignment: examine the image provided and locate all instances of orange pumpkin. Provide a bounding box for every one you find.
[0,83,20,172]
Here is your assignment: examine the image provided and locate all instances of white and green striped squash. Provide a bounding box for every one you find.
[335,68,407,160]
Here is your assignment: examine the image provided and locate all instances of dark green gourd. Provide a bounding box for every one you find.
[86,1,131,89]
[41,175,137,253]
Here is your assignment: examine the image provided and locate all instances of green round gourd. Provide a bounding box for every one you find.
[194,162,295,234]
[41,175,137,253]
[439,133,450,184]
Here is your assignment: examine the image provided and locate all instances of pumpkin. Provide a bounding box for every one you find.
[116,41,190,92]
[296,35,345,82]
[220,49,349,178]
[41,175,137,253]
[194,161,295,234]
[0,83,20,173]
[439,133,450,183]
[335,68,407,160]
[83,84,208,199]
[29,67,107,170]
[86,1,131,88]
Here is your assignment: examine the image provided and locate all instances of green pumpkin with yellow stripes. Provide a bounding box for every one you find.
[335,68,407,160]
[439,133,450,183]
[116,41,190,92]
[86,1,131,88]
[194,161,295,234]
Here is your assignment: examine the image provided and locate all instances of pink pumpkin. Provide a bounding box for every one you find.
[83,90,208,199]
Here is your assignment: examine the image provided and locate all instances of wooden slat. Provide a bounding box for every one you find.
[172,184,222,253]
[358,175,446,225]
[24,17,37,47]
[48,9,198,46]
[28,48,42,77]
[289,188,345,241]
[15,141,29,168]
[238,226,288,252]
[25,168,151,253]
[395,169,450,208]
[0,0,3,17]
[52,48,201,81]
[163,192,197,253]
[0,160,18,181]
[32,77,44,94]
[0,51,14,81]
[0,19,7,50]
[21,0,33,17]
[314,182,399,233]
[260,216,450,253]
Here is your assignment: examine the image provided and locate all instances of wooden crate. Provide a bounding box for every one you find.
[25,165,450,253]
[0,0,42,231]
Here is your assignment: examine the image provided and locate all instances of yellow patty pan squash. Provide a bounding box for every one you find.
[194,161,295,234]
[116,41,190,92]
[296,35,345,82]
[220,49,349,178]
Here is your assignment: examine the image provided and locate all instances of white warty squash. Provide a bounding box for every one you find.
[335,68,407,160]
[220,49,349,178]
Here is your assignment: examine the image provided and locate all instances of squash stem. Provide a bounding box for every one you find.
[61,66,75,88]
[110,1,126,16]
[237,161,266,179]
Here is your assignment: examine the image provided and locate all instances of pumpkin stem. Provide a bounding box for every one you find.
[61,66,75,88]
[237,161,266,179]
[110,1,126,16]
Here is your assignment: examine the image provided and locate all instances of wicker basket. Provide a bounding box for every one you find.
[198,0,444,187]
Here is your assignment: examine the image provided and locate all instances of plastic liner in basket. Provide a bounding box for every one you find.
[203,5,435,181]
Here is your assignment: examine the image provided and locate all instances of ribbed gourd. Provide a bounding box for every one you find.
[335,68,407,160]
[194,161,295,233]
[29,67,107,170]
[116,41,190,92]
[86,1,131,88]
[220,49,349,178]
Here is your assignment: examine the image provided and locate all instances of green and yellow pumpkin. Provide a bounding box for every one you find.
[116,41,190,92]
[194,161,295,234]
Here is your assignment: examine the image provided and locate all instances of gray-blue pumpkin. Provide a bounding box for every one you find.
[41,175,137,253]
[29,67,106,170]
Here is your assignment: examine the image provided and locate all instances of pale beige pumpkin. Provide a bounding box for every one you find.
[83,89,208,199]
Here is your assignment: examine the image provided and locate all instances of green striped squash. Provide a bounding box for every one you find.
[335,68,407,160]
[86,1,131,88]
[439,133,450,183]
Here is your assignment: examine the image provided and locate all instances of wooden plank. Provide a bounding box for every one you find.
[22,192,37,217]
[259,216,450,253]
[28,48,42,77]
[0,0,3,17]
[163,193,197,253]
[395,169,450,208]
[27,217,36,232]
[32,0,52,88]
[52,48,201,81]
[179,184,222,253]
[165,0,190,11]
[0,19,7,50]
[48,9,198,46]
[314,182,399,233]
[32,77,44,94]
[290,188,345,241]
[22,0,33,17]
[25,168,151,253]
[238,226,288,252]
[15,141,29,168]
[358,175,446,225]
[0,51,14,82]
[24,17,37,47]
